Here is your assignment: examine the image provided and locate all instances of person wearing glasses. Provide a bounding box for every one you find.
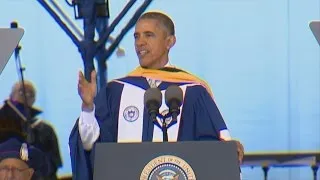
[0,106,52,180]
[0,80,62,180]
[0,138,51,180]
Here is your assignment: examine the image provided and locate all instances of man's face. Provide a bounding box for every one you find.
[12,84,35,107]
[0,158,34,180]
[134,19,173,69]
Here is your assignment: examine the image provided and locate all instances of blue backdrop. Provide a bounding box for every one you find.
[0,1,319,179]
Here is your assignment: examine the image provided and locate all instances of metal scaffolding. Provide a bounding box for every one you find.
[37,0,152,90]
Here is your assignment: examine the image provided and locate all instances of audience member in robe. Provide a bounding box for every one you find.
[0,80,63,180]
[0,107,53,180]
[70,11,244,180]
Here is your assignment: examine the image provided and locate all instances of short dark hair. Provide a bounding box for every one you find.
[139,11,175,36]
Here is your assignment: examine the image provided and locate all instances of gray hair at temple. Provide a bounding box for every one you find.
[9,80,36,107]
[138,11,175,36]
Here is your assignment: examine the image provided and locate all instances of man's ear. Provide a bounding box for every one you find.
[166,35,176,50]
[26,168,34,180]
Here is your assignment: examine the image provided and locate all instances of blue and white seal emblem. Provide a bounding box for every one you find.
[123,106,139,122]
[140,155,196,180]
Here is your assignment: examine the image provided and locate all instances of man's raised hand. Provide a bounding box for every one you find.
[78,70,97,111]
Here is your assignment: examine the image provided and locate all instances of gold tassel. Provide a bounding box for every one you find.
[20,143,29,161]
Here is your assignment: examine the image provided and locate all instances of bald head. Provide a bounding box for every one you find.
[10,81,36,107]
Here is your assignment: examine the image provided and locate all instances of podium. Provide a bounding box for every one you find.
[0,28,24,75]
[93,141,240,180]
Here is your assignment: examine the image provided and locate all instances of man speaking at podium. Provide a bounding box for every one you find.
[69,11,244,180]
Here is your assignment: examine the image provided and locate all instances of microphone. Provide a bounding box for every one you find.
[165,85,183,122]
[144,88,162,122]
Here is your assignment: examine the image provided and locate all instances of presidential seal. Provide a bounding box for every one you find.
[140,155,196,180]
[123,106,139,122]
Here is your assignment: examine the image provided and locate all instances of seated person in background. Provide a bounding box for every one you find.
[70,11,244,180]
[0,107,53,180]
[0,80,62,180]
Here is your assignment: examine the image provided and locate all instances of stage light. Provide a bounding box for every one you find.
[69,0,109,19]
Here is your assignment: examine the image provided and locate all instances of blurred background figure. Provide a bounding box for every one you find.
[0,80,62,180]
[0,104,54,180]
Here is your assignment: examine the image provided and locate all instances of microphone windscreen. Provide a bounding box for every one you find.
[165,85,183,106]
[144,88,162,108]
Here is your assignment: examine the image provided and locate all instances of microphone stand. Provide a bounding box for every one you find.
[11,22,34,144]
[161,119,168,142]
[161,113,174,142]
[151,114,168,142]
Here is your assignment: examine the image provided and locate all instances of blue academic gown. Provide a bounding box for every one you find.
[69,76,229,180]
